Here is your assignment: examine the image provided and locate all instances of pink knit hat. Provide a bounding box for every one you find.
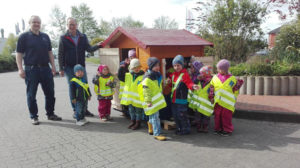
[98,64,109,73]
[217,59,230,72]
[199,65,213,76]
[128,49,136,58]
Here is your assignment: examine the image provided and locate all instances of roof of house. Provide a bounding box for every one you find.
[103,27,213,49]
[268,27,281,34]
[0,38,7,53]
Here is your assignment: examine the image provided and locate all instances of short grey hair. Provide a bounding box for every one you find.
[29,15,41,24]
[67,17,77,25]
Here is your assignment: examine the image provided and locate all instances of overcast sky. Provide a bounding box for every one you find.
[0,0,294,39]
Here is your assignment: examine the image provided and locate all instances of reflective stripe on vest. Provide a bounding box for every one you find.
[121,73,144,108]
[188,83,214,117]
[71,78,90,97]
[211,75,237,112]
[119,81,125,99]
[140,78,166,116]
[171,73,184,99]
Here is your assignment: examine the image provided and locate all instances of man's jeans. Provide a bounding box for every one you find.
[25,66,55,119]
[64,66,88,112]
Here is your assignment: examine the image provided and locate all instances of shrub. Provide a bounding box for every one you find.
[0,55,17,73]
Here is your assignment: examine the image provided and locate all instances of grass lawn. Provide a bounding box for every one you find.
[86,57,100,64]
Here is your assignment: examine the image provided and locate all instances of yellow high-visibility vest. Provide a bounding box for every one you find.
[70,78,90,97]
[94,76,114,97]
[139,78,166,116]
[119,81,125,99]
[120,73,144,108]
[211,75,239,113]
[189,82,214,117]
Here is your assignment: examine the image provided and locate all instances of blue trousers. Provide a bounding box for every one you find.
[64,66,88,112]
[149,112,161,136]
[129,105,143,120]
[25,66,55,119]
[75,101,87,121]
[171,103,191,134]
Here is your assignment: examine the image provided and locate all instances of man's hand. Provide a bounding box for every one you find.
[88,97,91,101]
[52,67,56,76]
[59,71,64,77]
[72,99,76,104]
[165,78,171,85]
[97,41,103,47]
[18,69,25,79]
[147,103,152,107]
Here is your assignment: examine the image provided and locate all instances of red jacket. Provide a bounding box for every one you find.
[169,69,194,104]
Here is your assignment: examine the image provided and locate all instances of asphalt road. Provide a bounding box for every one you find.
[0,63,299,168]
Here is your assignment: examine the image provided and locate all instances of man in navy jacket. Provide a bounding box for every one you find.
[58,17,102,117]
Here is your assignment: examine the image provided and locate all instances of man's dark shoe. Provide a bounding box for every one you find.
[48,114,62,121]
[220,131,232,137]
[31,118,39,125]
[85,110,94,117]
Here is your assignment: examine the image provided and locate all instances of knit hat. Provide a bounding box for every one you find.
[192,61,204,73]
[199,65,213,76]
[217,59,230,72]
[128,49,136,58]
[172,55,184,66]
[147,57,160,71]
[97,64,108,73]
[74,64,84,73]
[129,58,141,70]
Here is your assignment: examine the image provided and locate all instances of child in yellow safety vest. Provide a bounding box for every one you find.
[92,65,116,121]
[189,65,213,133]
[120,58,145,130]
[141,57,167,141]
[209,59,244,136]
[70,64,92,126]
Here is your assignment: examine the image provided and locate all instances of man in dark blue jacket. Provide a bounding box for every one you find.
[58,17,102,117]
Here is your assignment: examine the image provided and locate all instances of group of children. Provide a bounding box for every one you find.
[70,49,243,140]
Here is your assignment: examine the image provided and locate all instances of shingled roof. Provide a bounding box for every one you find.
[103,27,213,49]
[268,27,281,34]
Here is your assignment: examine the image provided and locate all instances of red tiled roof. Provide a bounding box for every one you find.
[103,27,213,49]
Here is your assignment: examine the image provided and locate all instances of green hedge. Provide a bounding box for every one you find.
[0,55,17,73]
[229,62,300,76]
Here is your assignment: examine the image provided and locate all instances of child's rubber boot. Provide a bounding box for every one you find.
[147,122,153,135]
[128,120,136,129]
[132,120,141,130]
[154,135,167,141]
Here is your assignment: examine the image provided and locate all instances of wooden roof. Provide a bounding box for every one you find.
[103,27,213,49]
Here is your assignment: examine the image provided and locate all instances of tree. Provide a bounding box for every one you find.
[153,16,178,29]
[99,19,113,37]
[194,0,267,62]
[71,3,101,40]
[267,0,300,19]
[270,19,300,62]
[2,33,18,56]
[110,16,144,30]
[49,5,67,48]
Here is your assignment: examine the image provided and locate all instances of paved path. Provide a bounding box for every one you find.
[0,63,300,168]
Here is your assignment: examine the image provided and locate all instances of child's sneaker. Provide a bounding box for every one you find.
[214,130,221,135]
[101,118,108,122]
[154,135,167,141]
[220,131,232,137]
[81,118,89,125]
[76,120,85,126]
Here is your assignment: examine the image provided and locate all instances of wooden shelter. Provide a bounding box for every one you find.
[101,27,213,73]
